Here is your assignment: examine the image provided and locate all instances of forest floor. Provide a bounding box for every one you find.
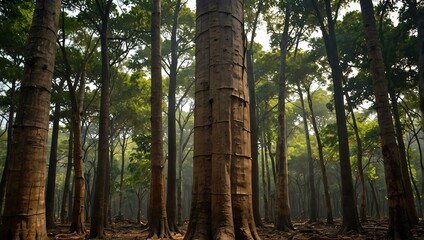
[48,218,424,239]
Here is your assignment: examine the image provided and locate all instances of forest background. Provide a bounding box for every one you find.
[0,0,423,238]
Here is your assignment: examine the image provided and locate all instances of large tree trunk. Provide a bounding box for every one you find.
[0,0,61,238]
[305,86,333,224]
[89,0,113,238]
[310,0,363,233]
[360,0,413,238]
[275,3,294,231]
[46,80,65,229]
[148,0,171,238]
[296,82,317,223]
[184,1,260,239]
[166,0,181,233]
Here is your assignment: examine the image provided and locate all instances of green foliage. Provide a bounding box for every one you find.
[126,134,151,195]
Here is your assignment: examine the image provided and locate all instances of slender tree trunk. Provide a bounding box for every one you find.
[344,89,367,223]
[296,82,317,223]
[275,3,294,231]
[0,0,61,238]
[166,0,181,233]
[118,133,128,219]
[61,128,73,224]
[388,85,418,224]
[0,80,16,216]
[89,1,113,238]
[247,1,264,227]
[306,86,333,224]
[260,135,269,222]
[311,0,363,233]
[46,80,65,228]
[185,1,260,239]
[148,0,170,238]
[360,0,413,238]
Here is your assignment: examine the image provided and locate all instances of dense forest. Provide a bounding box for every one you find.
[0,0,423,239]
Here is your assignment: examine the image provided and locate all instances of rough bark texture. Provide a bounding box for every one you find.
[89,0,113,238]
[306,87,333,224]
[148,0,171,238]
[184,1,260,239]
[0,0,61,238]
[360,0,413,238]
[310,0,364,234]
[274,3,294,232]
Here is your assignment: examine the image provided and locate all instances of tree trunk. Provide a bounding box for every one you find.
[275,3,294,231]
[0,80,16,216]
[305,86,333,224]
[360,0,413,238]
[166,0,181,233]
[344,88,367,223]
[89,1,113,238]
[310,0,363,233]
[296,82,317,223]
[388,84,418,224]
[260,134,269,222]
[247,1,263,227]
[61,127,73,224]
[148,0,171,238]
[46,80,65,228]
[184,1,260,239]
[0,0,61,238]
[118,132,128,219]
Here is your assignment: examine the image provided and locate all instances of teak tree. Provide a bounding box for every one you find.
[0,0,61,238]
[360,0,413,238]
[184,0,260,239]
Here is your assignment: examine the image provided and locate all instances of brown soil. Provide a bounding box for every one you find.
[48,219,424,239]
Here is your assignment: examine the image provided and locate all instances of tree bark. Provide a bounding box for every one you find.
[185,1,260,239]
[148,0,171,238]
[360,0,413,238]
[0,0,61,238]
[275,2,294,231]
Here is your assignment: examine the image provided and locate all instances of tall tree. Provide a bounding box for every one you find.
[310,0,364,233]
[246,0,264,227]
[275,2,294,231]
[166,0,182,232]
[0,0,61,238]
[360,0,413,238]
[45,78,65,228]
[184,0,260,238]
[148,0,171,238]
[89,0,113,238]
